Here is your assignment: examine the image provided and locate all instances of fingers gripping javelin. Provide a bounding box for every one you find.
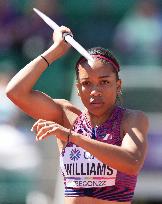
[33,8,94,66]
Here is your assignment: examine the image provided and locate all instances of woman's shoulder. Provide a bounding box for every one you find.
[54,99,81,115]
[124,108,148,118]
[122,108,149,129]
[54,99,82,128]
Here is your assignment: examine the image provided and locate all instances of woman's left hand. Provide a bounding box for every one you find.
[31,119,70,142]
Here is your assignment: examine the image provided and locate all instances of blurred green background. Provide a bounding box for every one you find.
[0,0,162,204]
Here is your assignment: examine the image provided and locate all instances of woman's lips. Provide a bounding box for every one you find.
[90,101,104,108]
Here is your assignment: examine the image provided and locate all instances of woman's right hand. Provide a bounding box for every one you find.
[52,25,72,55]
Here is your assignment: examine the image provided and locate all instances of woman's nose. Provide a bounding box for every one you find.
[90,85,101,96]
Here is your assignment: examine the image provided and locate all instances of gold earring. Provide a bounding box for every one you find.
[116,90,123,106]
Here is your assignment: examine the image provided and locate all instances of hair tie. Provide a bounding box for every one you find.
[41,55,49,67]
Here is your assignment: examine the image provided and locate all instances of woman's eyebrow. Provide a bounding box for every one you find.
[80,77,89,80]
[98,75,113,78]
[80,75,113,80]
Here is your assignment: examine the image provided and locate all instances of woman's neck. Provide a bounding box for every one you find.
[86,105,116,127]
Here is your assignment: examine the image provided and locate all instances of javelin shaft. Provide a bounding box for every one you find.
[33,8,59,30]
[33,8,94,64]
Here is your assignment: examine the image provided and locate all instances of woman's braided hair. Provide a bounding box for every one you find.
[75,47,120,80]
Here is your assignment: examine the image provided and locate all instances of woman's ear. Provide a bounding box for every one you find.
[116,79,122,94]
[76,82,80,96]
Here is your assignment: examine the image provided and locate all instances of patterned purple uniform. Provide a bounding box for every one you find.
[60,106,137,202]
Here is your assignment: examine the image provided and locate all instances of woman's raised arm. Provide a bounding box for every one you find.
[6,26,72,122]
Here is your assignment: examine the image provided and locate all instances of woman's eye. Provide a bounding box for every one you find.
[82,81,90,86]
[100,80,110,85]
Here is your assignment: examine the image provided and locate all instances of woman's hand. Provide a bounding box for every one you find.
[52,25,72,55]
[31,119,70,142]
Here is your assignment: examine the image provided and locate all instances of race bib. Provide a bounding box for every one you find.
[60,146,117,188]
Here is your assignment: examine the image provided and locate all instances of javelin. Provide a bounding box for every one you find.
[33,8,94,66]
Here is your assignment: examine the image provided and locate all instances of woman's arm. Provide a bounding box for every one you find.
[6,26,73,122]
[33,110,149,175]
[71,110,149,175]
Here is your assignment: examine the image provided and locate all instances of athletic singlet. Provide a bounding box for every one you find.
[60,106,137,202]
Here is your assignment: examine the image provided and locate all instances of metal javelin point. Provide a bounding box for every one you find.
[33,8,94,66]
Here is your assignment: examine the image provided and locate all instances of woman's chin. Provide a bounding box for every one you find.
[88,105,106,116]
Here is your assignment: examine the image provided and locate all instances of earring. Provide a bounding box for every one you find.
[116,90,123,106]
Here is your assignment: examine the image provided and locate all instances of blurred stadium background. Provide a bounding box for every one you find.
[0,0,162,203]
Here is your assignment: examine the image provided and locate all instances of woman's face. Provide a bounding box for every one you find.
[76,60,122,116]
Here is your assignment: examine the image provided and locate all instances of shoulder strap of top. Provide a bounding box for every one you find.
[72,113,84,131]
[111,106,126,141]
